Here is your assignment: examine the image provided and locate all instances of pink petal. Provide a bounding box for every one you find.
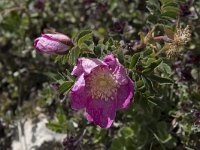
[71,58,107,76]
[34,37,69,54]
[70,74,88,110]
[42,34,73,46]
[103,54,119,71]
[104,54,129,85]
[114,65,128,85]
[85,99,116,128]
[116,78,134,109]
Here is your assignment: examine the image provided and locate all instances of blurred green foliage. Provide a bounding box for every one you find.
[1,0,200,150]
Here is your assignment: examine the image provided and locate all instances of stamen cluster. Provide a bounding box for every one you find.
[167,25,191,57]
[87,67,118,101]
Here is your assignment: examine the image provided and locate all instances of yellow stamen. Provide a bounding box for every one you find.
[87,67,118,101]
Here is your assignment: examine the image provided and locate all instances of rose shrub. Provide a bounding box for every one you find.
[0,0,200,149]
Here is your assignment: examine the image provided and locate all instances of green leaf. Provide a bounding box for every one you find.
[46,107,69,133]
[117,49,124,64]
[157,63,172,75]
[46,121,63,133]
[156,122,172,143]
[54,55,69,64]
[161,11,177,19]
[142,59,162,74]
[146,0,161,14]
[146,0,161,24]
[120,127,133,138]
[78,41,94,53]
[68,46,81,65]
[143,49,153,57]
[129,53,140,69]
[59,81,74,94]
[136,80,146,92]
[74,30,92,43]
[44,72,60,81]
[56,107,67,124]
[164,27,174,39]
[161,6,179,14]
[161,1,178,7]
[147,15,159,24]
[136,80,144,89]
[106,38,115,46]
[149,75,173,84]
[142,76,156,93]
[94,44,104,56]
[160,0,174,5]
[109,137,126,150]
[78,33,93,48]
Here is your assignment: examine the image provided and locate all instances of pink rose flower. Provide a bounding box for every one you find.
[34,33,74,54]
[70,54,134,128]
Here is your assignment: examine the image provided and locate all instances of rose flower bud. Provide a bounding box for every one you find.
[34,33,74,54]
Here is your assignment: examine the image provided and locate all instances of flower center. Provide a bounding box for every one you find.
[87,66,118,101]
[99,80,107,86]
